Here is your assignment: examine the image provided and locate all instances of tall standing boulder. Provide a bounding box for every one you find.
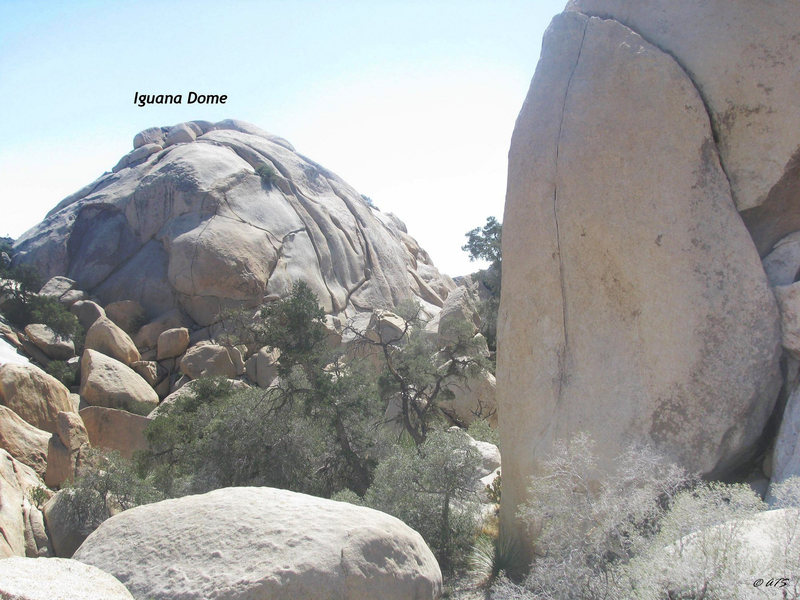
[74,486,442,600]
[498,12,782,555]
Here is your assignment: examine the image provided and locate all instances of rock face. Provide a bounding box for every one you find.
[768,384,800,495]
[0,557,135,600]
[13,120,453,327]
[0,405,50,477]
[498,11,783,554]
[567,0,800,255]
[74,486,442,600]
[79,406,150,459]
[0,449,45,558]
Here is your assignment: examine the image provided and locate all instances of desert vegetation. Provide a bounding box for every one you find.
[57,281,492,576]
[489,434,800,600]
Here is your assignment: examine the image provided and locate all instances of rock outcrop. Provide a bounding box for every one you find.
[13,119,454,327]
[499,7,789,555]
[74,486,442,600]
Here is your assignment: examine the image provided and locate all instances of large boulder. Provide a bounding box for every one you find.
[0,405,50,477]
[80,350,159,415]
[498,12,782,555]
[24,323,75,360]
[79,406,151,459]
[74,486,442,600]
[179,343,237,379]
[156,326,189,360]
[440,369,497,427]
[0,362,74,433]
[69,300,105,330]
[0,557,135,600]
[567,0,800,255]
[84,316,140,366]
[13,120,453,326]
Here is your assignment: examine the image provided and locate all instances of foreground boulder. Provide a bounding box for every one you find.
[498,10,783,555]
[74,486,442,600]
[0,557,135,600]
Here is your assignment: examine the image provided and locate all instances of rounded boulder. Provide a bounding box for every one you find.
[74,486,442,600]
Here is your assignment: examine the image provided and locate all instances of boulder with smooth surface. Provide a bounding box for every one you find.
[80,350,159,415]
[74,486,442,600]
[70,300,105,330]
[85,317,140,366]
[156,326,189,360]
[179,343,236,379]
[24,324,74,360]
[80,406,150,459]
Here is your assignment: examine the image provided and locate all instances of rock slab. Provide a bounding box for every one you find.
[74,486,442,600]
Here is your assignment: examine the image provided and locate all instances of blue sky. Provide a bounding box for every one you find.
[0,0,565,275]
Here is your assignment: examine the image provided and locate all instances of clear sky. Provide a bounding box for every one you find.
[0,0,565,276]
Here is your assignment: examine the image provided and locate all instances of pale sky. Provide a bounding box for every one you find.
[0,0,565,276]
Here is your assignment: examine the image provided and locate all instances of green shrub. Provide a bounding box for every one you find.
[46,360,77,387]
[0,259,83,344]
[62,450,163,538]
[255,163,278,186]
[363,428,483,573]
[467,418,499,447]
